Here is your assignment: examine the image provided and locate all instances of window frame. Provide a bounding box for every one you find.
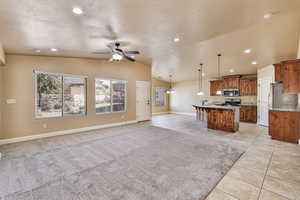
[154,87,166,107]
[95,78,127,115]
[34,71,87,119]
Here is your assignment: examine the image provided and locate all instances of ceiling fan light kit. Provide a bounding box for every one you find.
[93,42,140,62]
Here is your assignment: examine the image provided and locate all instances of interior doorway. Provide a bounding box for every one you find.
[258,77,272,126]
[136,81,151,122]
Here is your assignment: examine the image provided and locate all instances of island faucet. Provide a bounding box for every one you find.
[202,100,208,105]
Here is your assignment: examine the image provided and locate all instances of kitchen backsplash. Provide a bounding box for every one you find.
[205,96,257,105]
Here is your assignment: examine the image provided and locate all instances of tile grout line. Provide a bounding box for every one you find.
[256,149,274,200]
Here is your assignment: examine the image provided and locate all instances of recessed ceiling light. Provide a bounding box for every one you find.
[264,13,272,19]
[51,48,57,52]
[251,61,257,65]
[72,7,83,15]
[229,68,235,73]
[35,49,41,53]
[244,49,252,54]
[174,38,180,42]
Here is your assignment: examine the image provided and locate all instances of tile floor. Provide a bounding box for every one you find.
[151,114,300,200]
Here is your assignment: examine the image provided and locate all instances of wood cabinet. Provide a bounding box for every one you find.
[240,78,257,96]
[210,75,257,96]
[274,63,284,83]
[207,108,239,132]
[223,75,240,89]
[210,80,224,96]
[240,105,257,123]
[269,110,300,144]
[282,60,300,93]
[274,60,300,93]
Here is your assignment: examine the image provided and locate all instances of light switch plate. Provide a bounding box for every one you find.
[6,99,17,104]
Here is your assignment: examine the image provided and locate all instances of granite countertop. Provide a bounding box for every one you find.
[269,108,300,112]
[241,103,257,106]
[193,105,240,110]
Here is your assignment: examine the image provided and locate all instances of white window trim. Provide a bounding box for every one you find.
[34,71,87,119]
[95,78,127,115]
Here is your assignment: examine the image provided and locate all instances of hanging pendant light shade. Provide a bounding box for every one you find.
[197,63,204,96]
[166,75,175,94]
[216,54,222,95]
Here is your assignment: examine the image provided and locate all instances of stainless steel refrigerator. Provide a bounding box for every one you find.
[271,83,298,109]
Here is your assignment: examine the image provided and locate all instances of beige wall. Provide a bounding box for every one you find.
[0,67,3,139]
[0,43,5,65]
[1,55,151,139]
[152,78,170,113]
[170,79,257,114]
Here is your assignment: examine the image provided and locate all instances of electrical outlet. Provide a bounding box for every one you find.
[42,124,47,129]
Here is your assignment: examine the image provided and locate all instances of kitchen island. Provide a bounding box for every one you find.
[193,105,240,132]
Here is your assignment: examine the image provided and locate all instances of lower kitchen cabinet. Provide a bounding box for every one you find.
[269,110,300,144]
[240,105,257,123]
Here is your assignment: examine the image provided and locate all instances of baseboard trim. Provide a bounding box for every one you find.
[169,112,196,116]
[0,120,138,146]
[152,112,170,116]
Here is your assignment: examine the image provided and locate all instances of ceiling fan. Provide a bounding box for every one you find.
[93,42,140,62]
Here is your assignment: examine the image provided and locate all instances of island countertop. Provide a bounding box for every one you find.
[193,104,240,110]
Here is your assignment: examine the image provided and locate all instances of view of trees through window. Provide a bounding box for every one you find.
[112,80,126,112]
[95,79,111,113]
[63,76,86,116]
[96,79,126,114]
[36,72,86,118]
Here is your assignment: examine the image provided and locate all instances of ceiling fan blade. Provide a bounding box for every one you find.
[124,55,135,62]
[125,51,140,55]
[115,48,123,53]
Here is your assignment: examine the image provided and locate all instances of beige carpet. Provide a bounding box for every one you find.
[0,124,244,200]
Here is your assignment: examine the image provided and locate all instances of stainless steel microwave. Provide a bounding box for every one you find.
[223,89,240,97]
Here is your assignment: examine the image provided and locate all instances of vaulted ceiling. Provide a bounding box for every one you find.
[1,0,300,81]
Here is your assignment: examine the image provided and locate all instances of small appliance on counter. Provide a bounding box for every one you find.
[223,89,240,97]
[271,83,298,110]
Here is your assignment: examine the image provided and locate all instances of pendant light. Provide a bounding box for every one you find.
[216,54,222,95]
[166,75,175,94]
[197,63,204,96]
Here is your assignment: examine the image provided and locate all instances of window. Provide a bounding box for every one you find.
[63,76,86,116]
[95,79,111,113]
[155,87,166,106]
[35,71,86,119]
[95,79,126,114]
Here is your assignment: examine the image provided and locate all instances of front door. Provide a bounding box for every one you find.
[258,77,272,126]
[136,81,151,121]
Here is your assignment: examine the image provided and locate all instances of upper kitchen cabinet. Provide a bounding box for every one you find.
[223,75,240,89]
[274,60,300,93]
[274,63,284,83]
[210,80,224,96]
[282,60,300,93]
[240,78,257,96]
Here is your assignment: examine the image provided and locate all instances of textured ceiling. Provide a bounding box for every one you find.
[0,0,300,81]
